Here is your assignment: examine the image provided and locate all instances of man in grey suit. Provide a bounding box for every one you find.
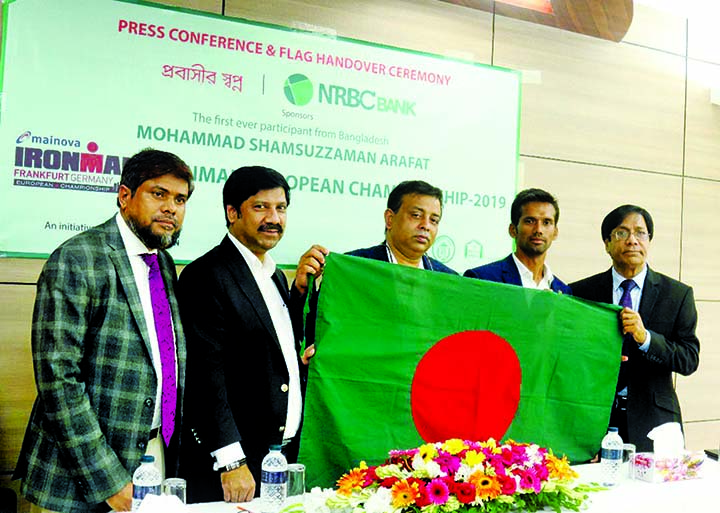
[570,205,699,452]
[14,149,193,512]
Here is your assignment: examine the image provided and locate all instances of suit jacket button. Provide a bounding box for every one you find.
[145,398,153,407]
[279,426,285,432]
[280,384,289,392]
[137,441,146,450]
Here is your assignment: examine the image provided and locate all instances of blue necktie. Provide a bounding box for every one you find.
[619,279,636,309]
[617,279,637,392]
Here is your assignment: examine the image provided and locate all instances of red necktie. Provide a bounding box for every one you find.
[141,253,177,446]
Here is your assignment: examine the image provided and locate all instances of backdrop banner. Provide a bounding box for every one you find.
[0,0,520,268]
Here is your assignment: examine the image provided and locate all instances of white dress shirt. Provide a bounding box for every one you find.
[116,213,175,431]
[611,265,651,352]
[511,253,554,290]
[385,242,425,269]
[212,233,302,468]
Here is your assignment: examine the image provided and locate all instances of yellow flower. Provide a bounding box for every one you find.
[418,443,438,461]
[442,438,468,455]
[391,479,419,508]
[547,453,578,481]
[479,439,501,455]
[468,471,502,500]
[463,450,486,467]
[336,467,366,496]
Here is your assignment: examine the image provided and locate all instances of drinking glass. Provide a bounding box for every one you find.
[622,443,636,480]
[162,477,187,504]
[287,463,306,497]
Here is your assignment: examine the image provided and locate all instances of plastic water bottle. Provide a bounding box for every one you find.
[132,454,161,511]
[260,445,288,513]
[600,427,624,486]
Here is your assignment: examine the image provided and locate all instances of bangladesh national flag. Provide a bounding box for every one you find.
[298,253,622,488]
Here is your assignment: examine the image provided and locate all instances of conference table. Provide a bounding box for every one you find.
[187,459,720,512]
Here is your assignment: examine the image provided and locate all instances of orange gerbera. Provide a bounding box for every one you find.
[468,471,502,500]
[336,467,367,496]
[546,453,578,481]
[391,479,420,508]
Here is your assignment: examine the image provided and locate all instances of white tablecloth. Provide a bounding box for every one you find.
[187,459,720,513]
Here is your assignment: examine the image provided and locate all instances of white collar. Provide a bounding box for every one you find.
[611,264,647,293]
[511,253,554,289]
[384,242,425,269]
[227,232,277,278]
[115,212,156,256]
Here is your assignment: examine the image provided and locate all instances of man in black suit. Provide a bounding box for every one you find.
[570,205,699,452]
[178,166,319,503]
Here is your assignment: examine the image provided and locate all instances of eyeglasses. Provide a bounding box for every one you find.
[611,228,650,242]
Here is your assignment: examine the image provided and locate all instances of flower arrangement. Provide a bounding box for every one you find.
[317,438,596,513]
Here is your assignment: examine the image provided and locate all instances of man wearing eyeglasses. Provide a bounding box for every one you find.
[570,204,699,451]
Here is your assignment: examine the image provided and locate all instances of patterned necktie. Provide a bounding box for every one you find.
[619,279,636,309]
[616,279,637,392]
[141,253,177,446]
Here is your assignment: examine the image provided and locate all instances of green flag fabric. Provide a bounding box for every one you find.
[298,253,622,488]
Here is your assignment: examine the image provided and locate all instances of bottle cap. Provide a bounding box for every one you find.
[269,444,282,451]
[140,455,155,463]
[608,427,619,432]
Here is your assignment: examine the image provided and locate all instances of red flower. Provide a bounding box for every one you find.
[363,466,378,487]
[380,476,400,488]
[453,481,476,503]
[498,473,517,495]
[414,483,431,507]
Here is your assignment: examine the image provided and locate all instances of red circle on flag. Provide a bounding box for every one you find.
[410,330,521,442]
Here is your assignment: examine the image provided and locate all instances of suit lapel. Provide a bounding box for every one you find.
[373,242,391,263]
[103,218,153,354]
[502,254,522,286]
[271,271,290,305]
[638,267,660,320]
[219,237,282,348]
[601,269,615,304]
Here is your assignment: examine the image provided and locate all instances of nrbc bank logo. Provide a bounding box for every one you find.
[282,73,416,116]
[284,74,314,106]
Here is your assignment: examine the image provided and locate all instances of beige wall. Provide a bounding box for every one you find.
[2,0,719,508]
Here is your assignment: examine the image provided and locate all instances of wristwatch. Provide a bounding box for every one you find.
[217,458,247,473]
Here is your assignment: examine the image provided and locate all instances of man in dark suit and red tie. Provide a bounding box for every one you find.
[464,188,571,293]
[14,149,193,512]
[570,205,700,452]
[178,166,321,504]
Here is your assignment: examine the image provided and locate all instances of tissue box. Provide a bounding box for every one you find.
[632,451,705,482]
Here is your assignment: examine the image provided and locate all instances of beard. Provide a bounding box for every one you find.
[127,216,182,250]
